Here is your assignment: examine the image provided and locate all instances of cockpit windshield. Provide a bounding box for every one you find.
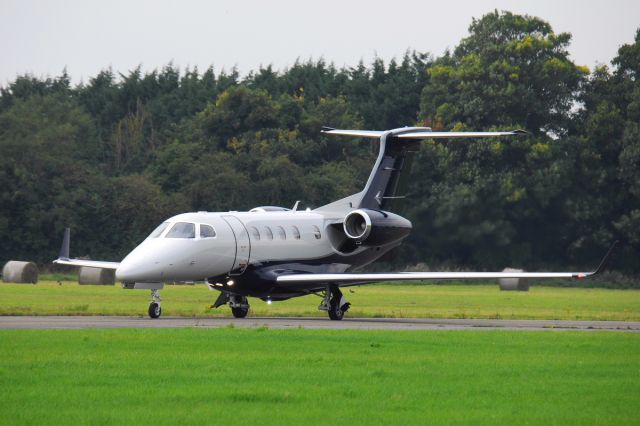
[148,222,170,238]
[165,222,196,239]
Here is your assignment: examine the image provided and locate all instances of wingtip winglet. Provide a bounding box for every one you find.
[58,227,70,260]
[591,240,619,276]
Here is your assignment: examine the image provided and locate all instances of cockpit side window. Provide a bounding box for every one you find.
[200,224,216,238]
[148,222,170,238]
[166,222,195,239]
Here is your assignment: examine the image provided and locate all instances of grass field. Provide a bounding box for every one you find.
[0,328,638,425]
[1,280,639,320]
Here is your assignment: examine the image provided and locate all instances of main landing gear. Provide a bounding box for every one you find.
[230,295,250,318]
[211,291,250,318]
[319,285,350,320]
[148,289,162,319]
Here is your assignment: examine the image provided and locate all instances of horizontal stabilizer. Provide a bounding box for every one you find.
[397,129,527,139]
[321,126,527,140]
[321,127,385,138]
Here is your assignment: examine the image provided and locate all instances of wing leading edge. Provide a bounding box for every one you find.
[277,242,618,286]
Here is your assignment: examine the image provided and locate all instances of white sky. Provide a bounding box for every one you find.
[1,0,639,85]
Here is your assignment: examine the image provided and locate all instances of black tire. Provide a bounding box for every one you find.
[231,306,249,318]
[148,302,162,319]
[328,299,344,321]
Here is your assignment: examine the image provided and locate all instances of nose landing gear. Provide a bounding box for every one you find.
[148,289,162,319]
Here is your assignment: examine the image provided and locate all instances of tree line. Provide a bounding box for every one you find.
[1,11,638,274]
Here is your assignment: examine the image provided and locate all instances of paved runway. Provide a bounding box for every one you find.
[1,316,639,331]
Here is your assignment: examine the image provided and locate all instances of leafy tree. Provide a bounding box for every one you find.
[420,11,587,135]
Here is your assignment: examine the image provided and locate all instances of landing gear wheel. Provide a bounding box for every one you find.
[229,295,250,318]
[328,299,344,321]
[326,285,349,321]
[231,306,249,318]
[148,302,162,319]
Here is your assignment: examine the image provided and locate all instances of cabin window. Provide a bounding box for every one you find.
[263,226,274,240]
[276,226,286,240]
[312,225,321,239]
[291,225,301,240]
[250,226,260,241]
[148,222,169,238]
[200,224,216,238]
[166,222,196,239]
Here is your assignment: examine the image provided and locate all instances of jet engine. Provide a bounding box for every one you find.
[342,209,412,246]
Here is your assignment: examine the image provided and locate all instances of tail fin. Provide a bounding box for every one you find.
[319,127,525,213]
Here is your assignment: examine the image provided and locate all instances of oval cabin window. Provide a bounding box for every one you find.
[263,226,274,240]
[250,226,261,241]
[291,226,301,240]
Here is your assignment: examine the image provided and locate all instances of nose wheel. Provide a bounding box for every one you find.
[148,289,162,319]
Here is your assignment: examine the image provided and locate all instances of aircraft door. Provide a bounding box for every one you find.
[221,215,251,275]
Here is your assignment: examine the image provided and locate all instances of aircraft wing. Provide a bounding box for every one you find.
[52,228,120,270]
[53,258,120,270]
[277,242,617,286]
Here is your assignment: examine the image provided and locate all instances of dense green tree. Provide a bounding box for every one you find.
[420,11,587,135]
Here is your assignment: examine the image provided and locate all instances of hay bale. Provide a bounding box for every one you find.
[78,266,115,285]
[498,268,529,291]
[2,261,38,284]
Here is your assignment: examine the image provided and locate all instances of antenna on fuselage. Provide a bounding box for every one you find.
[292,201,300,211]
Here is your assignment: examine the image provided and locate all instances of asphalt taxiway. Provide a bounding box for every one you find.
[0,316,639,331]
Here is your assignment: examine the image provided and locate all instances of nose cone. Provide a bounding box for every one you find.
[116,241,164,282]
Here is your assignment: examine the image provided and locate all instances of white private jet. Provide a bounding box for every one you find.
[54,127,616,320]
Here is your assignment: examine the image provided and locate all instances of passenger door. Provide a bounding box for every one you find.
[221,215,251,275]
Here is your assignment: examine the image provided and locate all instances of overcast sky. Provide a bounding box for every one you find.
[2,0,639,85]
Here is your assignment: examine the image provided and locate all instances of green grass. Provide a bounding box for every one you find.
[0,328,638,425]
[1,280,639,320]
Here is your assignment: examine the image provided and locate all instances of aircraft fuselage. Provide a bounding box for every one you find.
[115,208,410,300]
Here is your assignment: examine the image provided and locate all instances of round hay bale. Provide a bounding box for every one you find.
[2,261,38,284]
[498,268,529,291]
[78,267,116,285]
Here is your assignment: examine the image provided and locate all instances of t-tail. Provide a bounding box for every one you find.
[318,126,527,213]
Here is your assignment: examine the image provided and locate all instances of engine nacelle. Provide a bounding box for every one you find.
[343,209,412,246]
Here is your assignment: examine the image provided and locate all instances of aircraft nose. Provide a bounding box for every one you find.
[116,248,164,282]
[115,260,137,282]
